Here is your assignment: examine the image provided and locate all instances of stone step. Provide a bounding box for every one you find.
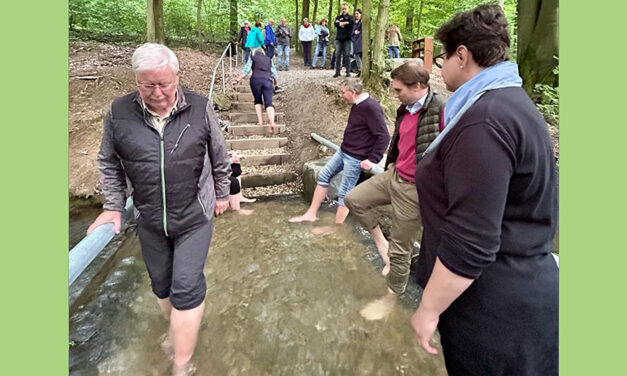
[234,85,253,93]
[227,124,286,136]
[241,172,297,188]
[229,112,284,124]
[230,93,255,101]
[231,101,258,111]
[239,153,291,166]
[226,137,288,150]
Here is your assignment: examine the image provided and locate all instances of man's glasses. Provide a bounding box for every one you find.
[433,51,447,69]
[137,82,177,91]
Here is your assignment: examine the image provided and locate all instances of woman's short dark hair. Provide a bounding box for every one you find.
[435,4,510,67]
[355,9,362,14]
[255,21,262,28]
[320,19,327,25]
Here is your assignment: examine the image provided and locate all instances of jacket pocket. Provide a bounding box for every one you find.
[170,124,191,154]
[197,194,207,216]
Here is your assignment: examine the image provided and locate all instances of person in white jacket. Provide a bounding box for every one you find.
[299,18,316,66]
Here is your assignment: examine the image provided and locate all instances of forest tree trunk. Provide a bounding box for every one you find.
[229,0,238,45]
[360,0,371,82]
[146,0,165,44]
[517,0,559,93]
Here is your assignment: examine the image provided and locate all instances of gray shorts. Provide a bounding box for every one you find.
[137,220,213,310]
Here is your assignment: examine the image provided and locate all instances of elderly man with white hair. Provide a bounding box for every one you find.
[87,43,231,376]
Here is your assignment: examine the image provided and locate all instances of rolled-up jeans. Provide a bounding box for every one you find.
[316,149,362,207]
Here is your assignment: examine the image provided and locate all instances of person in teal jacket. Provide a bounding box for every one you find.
[245,21,265,49]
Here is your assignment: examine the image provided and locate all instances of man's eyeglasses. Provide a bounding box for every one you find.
[137,82,177,91]
[433,51,447,69]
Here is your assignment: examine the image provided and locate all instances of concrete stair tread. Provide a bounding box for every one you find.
[226,137,288,150]
[236,152,291,166]
[240,164,297,188]
[225,124,286,137]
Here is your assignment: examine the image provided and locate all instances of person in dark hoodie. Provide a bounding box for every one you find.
[333,3,354,77]
[351,9,363,76]
[237,21,251,64]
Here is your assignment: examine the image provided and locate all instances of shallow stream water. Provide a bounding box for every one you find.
[69,199,446,375]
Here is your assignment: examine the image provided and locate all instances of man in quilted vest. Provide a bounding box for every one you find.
[345,62,445,296]
[87,43,231,376]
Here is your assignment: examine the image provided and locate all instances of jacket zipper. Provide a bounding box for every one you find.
[170,124,191,154]
[160,137,169,237]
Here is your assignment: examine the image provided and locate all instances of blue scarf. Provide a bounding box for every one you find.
[423,61,522,156]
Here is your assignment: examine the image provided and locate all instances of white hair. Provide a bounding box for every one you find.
[250,47,264,57]
[132,43,179,74]
[340,78,363,94]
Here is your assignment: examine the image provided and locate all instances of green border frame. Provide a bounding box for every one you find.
[2,2,69,375]
[2,1,625,375]
[560,1,626,375]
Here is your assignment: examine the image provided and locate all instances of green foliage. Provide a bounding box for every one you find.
[532,60,559,126]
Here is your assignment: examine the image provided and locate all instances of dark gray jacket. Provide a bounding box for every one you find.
[98,87,231,236]
[385,88,445,169]
[275,25,292,46]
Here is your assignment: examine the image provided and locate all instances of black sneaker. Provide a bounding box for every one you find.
[333,73,340,78]
[274,86,285,94]
[346,72,351,77]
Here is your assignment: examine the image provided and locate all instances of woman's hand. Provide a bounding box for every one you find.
[230,80,239,89]
[411,305,440,355]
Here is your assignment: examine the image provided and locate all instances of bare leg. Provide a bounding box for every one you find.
[335,205,350,224]
[158,297,174,357]
[289,184,328,222]
[369,225,390,275]
[266,106,276,133]
[254,104,264,126]
[229,194,241,211]
[170,301,205,372]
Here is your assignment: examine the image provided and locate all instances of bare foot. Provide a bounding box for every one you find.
[311,225,338,235]
[381,263,390,276]
[288,214,318,223]
[237,209,254,216]
[240,197,257,203]
[269,123,276,133]
[256,122,264,127]
[360,293,396,321]
[172,362,196,376]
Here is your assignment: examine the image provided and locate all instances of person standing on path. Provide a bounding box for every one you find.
[311,19,330,69]
[245,21,265,49]
[345,62,445,294]
[299,18,316,67]
[333,3,355,77]
[87,43,231,376]
[385,24,402,59]
[237,21,251,64]
[275,18,292,71]
[289,79,389,225]
[410,5,558,375]
[232,47,279,133]
[264,19,277,60]
[351,9,363,77]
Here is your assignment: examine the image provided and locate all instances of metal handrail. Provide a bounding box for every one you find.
[311,133,385,174]
[208,42,238,104]
[69,198,135,286]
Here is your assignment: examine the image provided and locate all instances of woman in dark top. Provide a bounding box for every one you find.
[232,47,279,133]
[410,5,558,375]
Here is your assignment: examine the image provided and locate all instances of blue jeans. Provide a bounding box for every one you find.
[243,47,251,64]
[387,46,400,59]
[316,150,362,206]
[265,44,275,59]
[277,45,290,68]
[312,42,327,67]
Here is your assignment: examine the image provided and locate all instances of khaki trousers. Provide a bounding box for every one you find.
[345,166,421,294]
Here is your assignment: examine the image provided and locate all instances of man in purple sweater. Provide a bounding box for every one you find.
[289,78,390,224]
